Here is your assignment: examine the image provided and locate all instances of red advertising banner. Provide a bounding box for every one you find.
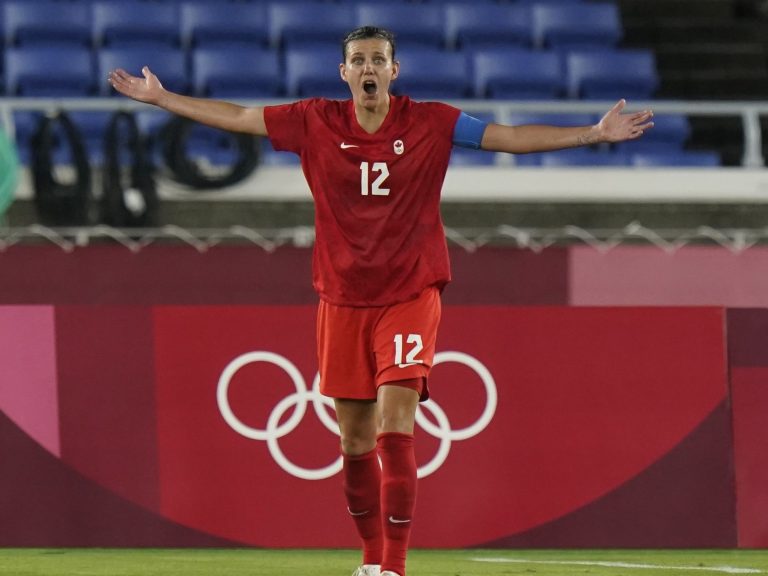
[0,304,740,547]
[153,306,731,547]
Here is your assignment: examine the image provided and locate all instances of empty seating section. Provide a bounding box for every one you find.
[394,49,469,99]
[285,45,347,98]
[192,46,282,97]
[473,48,563,100]
[92,2,180,48]
[356,4,444,49]
[1,0,652,101]
[5,45,93,96]
[4,1,91,47]
[0,0,719,167]
[445,4,532,50]
[566,49,659,100]
[181,2,268,49]
[96,46,187,95]
[268,3,354,49]
[532,2,622,49]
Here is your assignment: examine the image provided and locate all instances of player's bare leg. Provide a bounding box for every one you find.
[336,399,382,576]
[376,381,421,576]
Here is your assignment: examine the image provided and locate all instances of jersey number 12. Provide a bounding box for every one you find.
[360,162,390,196]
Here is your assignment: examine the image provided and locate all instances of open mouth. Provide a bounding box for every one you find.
[363,80,377,95]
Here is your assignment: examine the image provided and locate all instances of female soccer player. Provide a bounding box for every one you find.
[109,26,653,576]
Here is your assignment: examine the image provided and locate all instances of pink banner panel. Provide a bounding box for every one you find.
[0,305,59,456]
[55,306,160,511]
[154,305,730,548]
[569,246,768,306]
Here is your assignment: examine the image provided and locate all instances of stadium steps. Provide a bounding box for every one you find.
[618,0,768,165]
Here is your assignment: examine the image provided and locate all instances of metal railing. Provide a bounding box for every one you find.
[1,97,767,167]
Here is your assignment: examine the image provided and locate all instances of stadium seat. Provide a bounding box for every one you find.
[566,49,659,100]
[135,109,173,167]
[181,2,269,49]
[192,46,282,98]
[533,2,623,50]
[394,49,469,99]
[67,110,114,166]
[631,150,721,167]
[92,1,180,48]
[472,48,564,99]
[3,1,91,47]
[4,45,94,96]
[269,3,355,50]
[11,111,45,164]
[538,148,631,167]
[285,46,348,98]
[97,46,188,96]
[507,113,598,128]
[356,3,444,49]
[445,3,533,50]
[639,113,691,146]
[614,113,692,154]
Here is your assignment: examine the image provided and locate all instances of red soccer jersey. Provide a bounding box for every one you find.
[264,96,460,307]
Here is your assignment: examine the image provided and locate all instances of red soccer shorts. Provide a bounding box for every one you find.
[316,287,441,401]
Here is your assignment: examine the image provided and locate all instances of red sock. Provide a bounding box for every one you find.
[343,448,383,566]
[378,432,417,576]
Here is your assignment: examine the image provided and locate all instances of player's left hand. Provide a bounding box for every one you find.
[596,99,654,143]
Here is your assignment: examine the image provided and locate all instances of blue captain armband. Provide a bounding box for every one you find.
[452,112,489,150]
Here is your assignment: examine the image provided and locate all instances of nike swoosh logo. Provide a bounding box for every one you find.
[398,362,422,369]
[340,143,359,149]
[348,508,369,517]
[388,516,411,524]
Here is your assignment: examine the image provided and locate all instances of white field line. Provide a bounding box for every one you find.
[471,557,762,574]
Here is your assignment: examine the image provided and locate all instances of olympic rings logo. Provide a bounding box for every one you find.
[216,351,497,480]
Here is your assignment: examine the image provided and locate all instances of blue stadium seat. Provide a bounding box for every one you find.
[98,46,188,96]
[537,148,631,167]
[640,113,691,146]
[192,46,282,97]
[472,48,564,99]
[269,3,355,50]
[394,49,469,99]
[533,2,623,50]
[445,4,532,50]
[514,0,584,4]
[11,111,44,164]
[4,45,94,96]
[631,150,721,167]
[285,46,348,98]
[615,113,692,154]
[3,1,91,47]
[92,1,180,48]
[566,49,659,100]
[135,109,173,167]
[68,110,113,166]
[181,2,269,49]
[507,113,598,128]
[356,3,444,49]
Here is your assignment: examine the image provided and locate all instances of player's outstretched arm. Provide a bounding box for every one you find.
[481,99,653,154]
[108,66,267,136]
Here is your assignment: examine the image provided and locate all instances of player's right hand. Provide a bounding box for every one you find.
[108,66,164,105]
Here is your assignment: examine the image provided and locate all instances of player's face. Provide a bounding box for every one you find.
[340,38,399,109]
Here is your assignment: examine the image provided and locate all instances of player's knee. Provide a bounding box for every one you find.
[339,430,376,456]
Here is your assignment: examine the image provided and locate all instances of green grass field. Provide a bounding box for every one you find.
[1,549,767,576]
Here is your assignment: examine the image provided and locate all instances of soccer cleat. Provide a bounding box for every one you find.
[381,571,401,576]
[352,565,381,576]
